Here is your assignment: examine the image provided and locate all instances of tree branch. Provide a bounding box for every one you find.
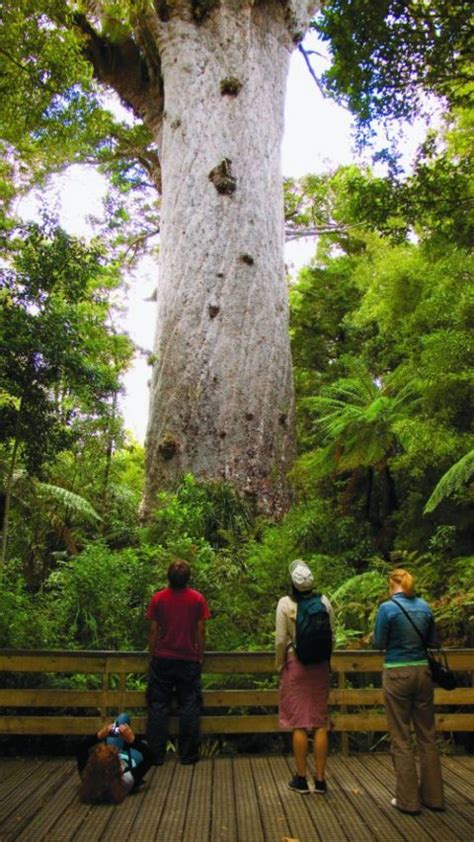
[298,44,326,97]
[73,13,164,139]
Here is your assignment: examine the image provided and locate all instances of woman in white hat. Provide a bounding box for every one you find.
[275,560,334,795]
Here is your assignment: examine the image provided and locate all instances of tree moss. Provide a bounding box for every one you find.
[220,77,243,96]
[158,434,178,460]
[191,0,219,24]
[208,159,237,195]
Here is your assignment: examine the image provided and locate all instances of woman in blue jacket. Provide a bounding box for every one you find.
[374,568,445,815]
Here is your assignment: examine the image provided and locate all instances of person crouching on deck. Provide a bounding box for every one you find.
[77,716,153,804]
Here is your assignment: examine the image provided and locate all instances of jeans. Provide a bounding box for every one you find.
[146,657,202,764]
[383,665,445,812]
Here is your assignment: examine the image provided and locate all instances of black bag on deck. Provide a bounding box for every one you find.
[294,594,332,665]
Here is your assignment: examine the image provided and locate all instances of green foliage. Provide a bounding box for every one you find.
[35,483,101,523]
[0,577,40,648]
[424,450,474,514]
[0,220,131,470]
[147,475,253,550]
[315,1,473,132]
[0,2,472,660]
[41,542,162,649]
[0,1,157,204]
[0,218,134,575]
[289,143,473,561]
[329,569,387,646]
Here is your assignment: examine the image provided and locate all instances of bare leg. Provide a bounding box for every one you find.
[293,728,308,777]
[313,728,328,780]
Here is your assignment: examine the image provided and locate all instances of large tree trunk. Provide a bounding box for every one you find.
[77,0,315,517]
[141,0,313,517]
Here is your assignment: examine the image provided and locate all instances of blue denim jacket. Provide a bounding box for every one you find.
[374,594,437,665]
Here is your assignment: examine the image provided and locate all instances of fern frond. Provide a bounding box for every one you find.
[424,450,474,513]
[35,483,102,522]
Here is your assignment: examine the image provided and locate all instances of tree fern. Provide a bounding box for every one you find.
[424,450,474,514]
[303,375,417,473]
[35,483,102,522]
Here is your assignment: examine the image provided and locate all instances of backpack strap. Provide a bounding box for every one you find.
[390,597,427,650]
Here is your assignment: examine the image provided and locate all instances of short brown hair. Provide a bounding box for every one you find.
[167,559,191,589]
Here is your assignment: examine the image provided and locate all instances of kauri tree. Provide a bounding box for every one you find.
[5,1,468,518]
[71,0,321,517]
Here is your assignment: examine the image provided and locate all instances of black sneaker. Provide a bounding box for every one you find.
[314,778,327,795]
[288,775,310,794]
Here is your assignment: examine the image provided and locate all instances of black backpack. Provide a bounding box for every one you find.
[294,594,332,665]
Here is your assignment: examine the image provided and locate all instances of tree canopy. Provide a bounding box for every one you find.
[315,0,473,132]
[0,0,472,665]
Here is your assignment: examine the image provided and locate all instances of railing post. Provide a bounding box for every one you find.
[338,669,349,757]
[101,659,110,723]
[118,670,126,715]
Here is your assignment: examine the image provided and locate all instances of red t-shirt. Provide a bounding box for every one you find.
[146,587,211,661]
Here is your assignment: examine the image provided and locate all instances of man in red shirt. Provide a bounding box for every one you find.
[146,559,211,765]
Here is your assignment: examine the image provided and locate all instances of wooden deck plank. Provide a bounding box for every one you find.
[0,754,471,842]
[0,760,72,840]
[305,757,376,842]
[374,752,474,805]
[329,756,406,842]
[268,756,324,842]
[153,762,194,841]
[283,755,352,842]
[436,767,474,827]
[210,756,238,842]
[450,755,474,772]
[44,792,94,841]
[340,756,438,842]
[15,765,79,842]
[369,753,474,841]
[375,752,474,830]
[99,768,159,842]
[0,759,50,805]
[72,799,116,840]
[249,756,293,842]
[118,758,176,841]
[0,759,34,784]
[441,756,474,796]
[232,757,265,842]
[182,759,213,842]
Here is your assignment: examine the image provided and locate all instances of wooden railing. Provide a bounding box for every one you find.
[1,650,473,755]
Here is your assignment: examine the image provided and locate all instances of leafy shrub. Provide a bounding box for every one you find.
[40,542,166,649]
[0,574,45,648]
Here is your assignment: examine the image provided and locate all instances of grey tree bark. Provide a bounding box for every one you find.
[78,0,317,517]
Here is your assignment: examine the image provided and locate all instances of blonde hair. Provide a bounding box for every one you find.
[80,743,127,804]
[389,568,415,597]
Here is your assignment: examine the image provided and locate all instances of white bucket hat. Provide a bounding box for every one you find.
[288,559,314,592]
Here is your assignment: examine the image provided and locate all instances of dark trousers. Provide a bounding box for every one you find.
[146,657,202,764]
[383,665,445,812]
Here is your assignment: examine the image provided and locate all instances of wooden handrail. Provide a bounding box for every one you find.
[1,649,473,754]
[0,648,472,672]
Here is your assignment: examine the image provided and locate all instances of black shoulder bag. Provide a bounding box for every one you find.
[390,597,457,691]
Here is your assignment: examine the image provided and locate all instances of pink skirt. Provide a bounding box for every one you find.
[278,654,330,730]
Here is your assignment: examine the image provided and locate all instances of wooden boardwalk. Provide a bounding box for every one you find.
[0,754,472,842]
